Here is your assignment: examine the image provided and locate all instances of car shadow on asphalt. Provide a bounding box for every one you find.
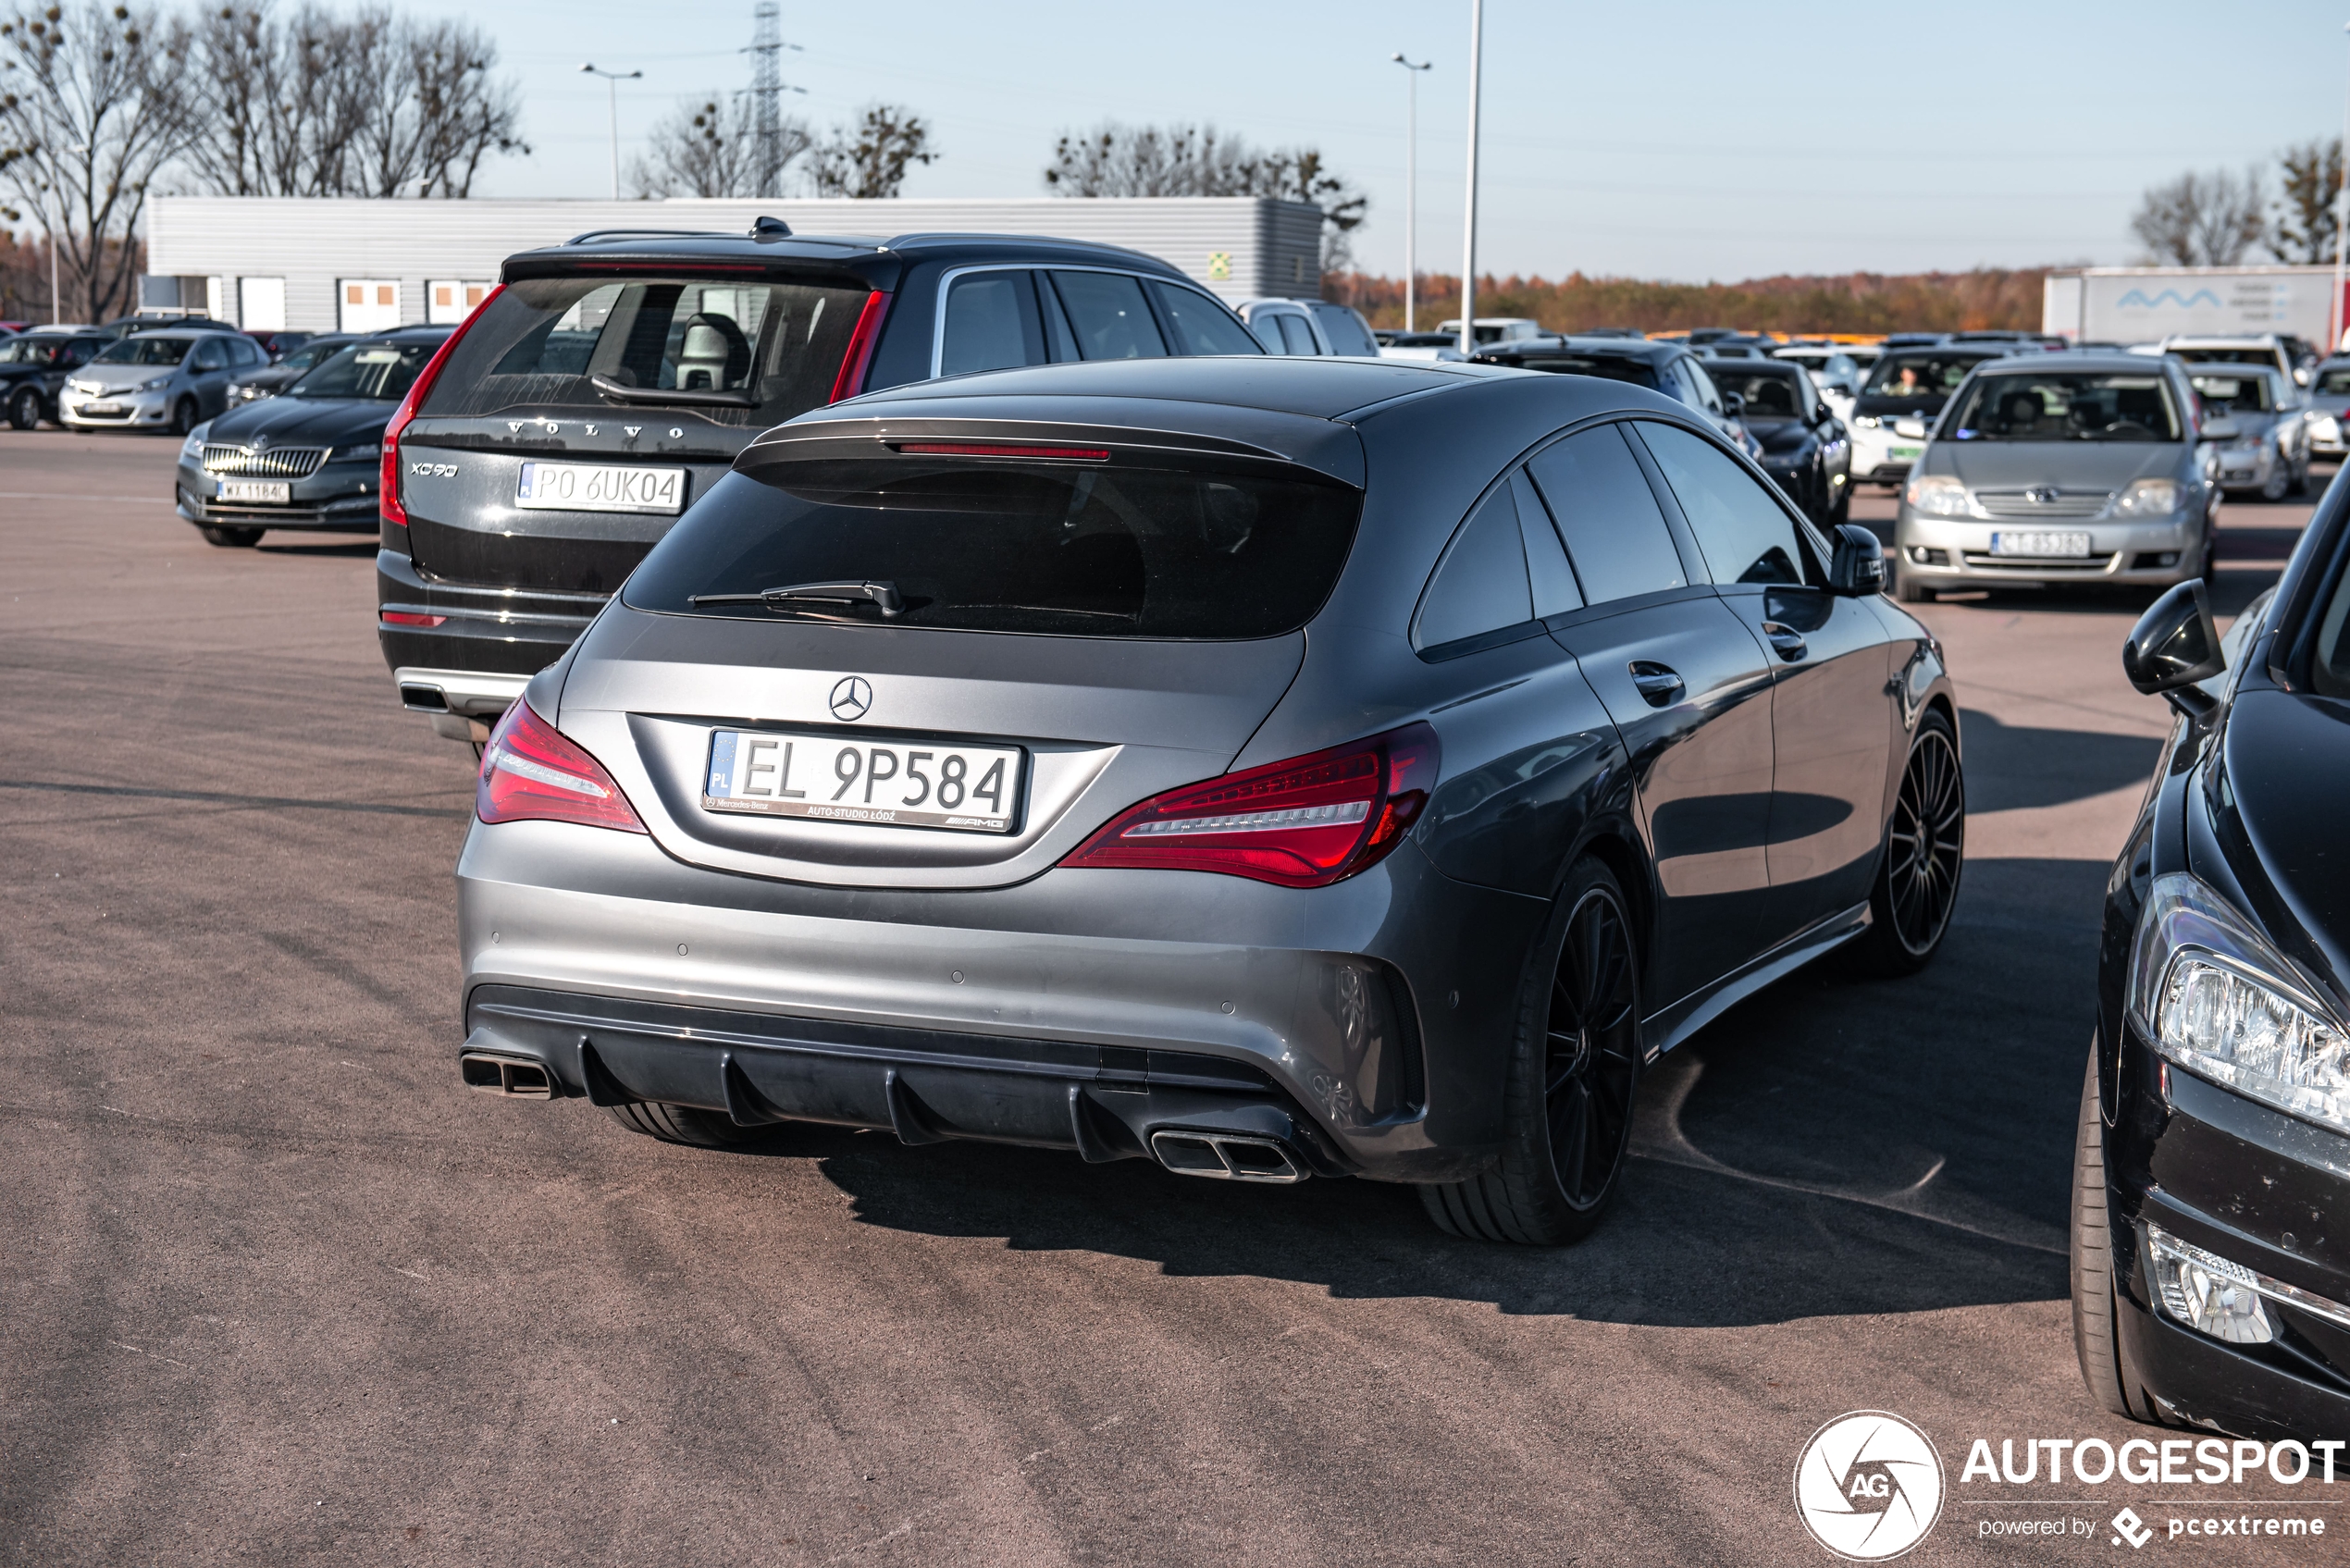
[1958,710,2160,812]
[254,538,375,557]
[749,856,2104,1328]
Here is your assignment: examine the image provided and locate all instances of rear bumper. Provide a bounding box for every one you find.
[2106,1026,2350,1439]
[377,546,601,733]
[455,817,1552,1180]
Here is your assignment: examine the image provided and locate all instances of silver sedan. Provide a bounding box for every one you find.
[1891,353,2219,600]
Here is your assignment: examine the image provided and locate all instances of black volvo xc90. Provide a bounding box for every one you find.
[377,220,1266,743]
[2077,478,2350,1439]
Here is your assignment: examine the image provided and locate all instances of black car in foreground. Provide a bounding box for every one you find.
[377,217,1268,745]
[1699,357,1851,525]
[176,331,446,547]
[2075,484,2350,1439]
[0,330,105,428]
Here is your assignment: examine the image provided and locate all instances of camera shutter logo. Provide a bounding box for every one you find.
[829,676,872,722]
[1793,1411,1945,1561]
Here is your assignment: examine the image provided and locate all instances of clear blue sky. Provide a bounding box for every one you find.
[477,0,2350,281]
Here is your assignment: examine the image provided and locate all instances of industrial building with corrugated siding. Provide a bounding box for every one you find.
[143,196,1326,333]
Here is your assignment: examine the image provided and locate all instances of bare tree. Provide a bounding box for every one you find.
[631,92,808,198]
[2269,139,2344,266]
[181,4,525,200]
[1045,121,1366,275]
[2132,167,2266,267]
[0,1,195,320]
[810,104,933,199]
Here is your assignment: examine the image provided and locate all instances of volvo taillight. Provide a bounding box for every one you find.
[476,698,647,834]
[827,290,892,403]
[1063,724,1439,889]
[382,283,502,530]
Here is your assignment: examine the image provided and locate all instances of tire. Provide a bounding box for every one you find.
[1850,708,1963,975]
[197,524,262,548]
[1891,558,1934,604]
[1420,857,1642,1246]
[2290,455,2311,498]
[2198,522,2218,586]
[606,1100,784,1150]
[2258,459,2289,503]
[2072,1039,2149,1421]
[6,386,39,430]
[169,397,199,437]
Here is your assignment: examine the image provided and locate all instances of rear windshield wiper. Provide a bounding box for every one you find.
[588,373,755,410]
[689,579,905,617]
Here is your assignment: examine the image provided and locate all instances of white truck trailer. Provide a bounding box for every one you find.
[2043,265,2345,350]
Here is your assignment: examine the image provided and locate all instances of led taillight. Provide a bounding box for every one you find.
[1063,723,1439,889]
[827,290,892,403]
[476,698,648,834]
[382,283,502,529]
[895,442,1111,461]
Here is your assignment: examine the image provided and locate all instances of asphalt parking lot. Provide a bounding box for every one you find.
[0,429,2333,1565]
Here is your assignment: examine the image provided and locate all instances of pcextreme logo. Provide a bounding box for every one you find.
[1795,1411,1948,1561]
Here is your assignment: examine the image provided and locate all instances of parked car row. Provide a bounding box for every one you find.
[130,214,2350,1449]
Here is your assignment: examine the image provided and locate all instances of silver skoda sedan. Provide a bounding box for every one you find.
[1890,353,2218,601]
[456,357,1962,1244]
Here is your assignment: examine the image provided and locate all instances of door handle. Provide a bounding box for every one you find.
[1628,661,1685,708]
[1762,621,1808,661]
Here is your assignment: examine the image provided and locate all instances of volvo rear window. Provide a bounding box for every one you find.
[624,456,1361,638]
[418,276,871,426]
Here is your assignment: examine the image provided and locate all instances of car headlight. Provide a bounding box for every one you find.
[2128,873,2350,1137]
[137,376,174,393]
[330,442,381,463]
[1852,414,1881,430]
[1904,475,1973,516]
[2230,430,2263,451]
[2111,477,2182,516]
[177,425,208,464]
[68,379,101,395]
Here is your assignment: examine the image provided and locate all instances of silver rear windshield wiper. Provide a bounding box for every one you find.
[688,579,905,617]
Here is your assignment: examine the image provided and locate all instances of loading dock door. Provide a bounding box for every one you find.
[340,279,402,333]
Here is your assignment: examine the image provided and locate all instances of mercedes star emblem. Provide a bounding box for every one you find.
[829,676,873,722]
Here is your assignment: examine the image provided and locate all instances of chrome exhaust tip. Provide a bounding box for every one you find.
[1149,1130,1305,1184]
[460,1050,554,1100]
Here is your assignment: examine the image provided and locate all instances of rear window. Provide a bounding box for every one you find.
[419,275,870,426]
[1707,370,1805,417]
[624,456,1361,639]
[2317,367,2350,395]
[1516,355,1660,389]
[2171,345,2281,368]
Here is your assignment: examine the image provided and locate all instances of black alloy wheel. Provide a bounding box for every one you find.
[1422,858,1642,1245]
[1854,709,1963,974]
[6,386,39,430]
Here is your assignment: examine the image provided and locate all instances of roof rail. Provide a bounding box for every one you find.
[563,228,731,246]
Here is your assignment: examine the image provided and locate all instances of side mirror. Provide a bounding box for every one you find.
[1814,402,1834,425]
[2199,415,2240,442]
[1721,390,1746,419]
[1829,524,1886,596]
[2122,580,2224,719]
[1893,416,1929,439]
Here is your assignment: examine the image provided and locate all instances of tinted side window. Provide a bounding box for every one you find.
[1151,283,1263,356]
[1416,482,1533,650]
[1309,302,1380,356]
[1524,425,1688,605]
[192,340,227,371]
[1512,470,1582,617]
[1047,272,1168,360]
[1682,359,1725,415]
[1280,315,1322,354]
[1635,422,1809,586]
[940,271,1045,377]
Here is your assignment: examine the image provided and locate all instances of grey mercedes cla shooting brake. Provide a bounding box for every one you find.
[456,357,1964,1244]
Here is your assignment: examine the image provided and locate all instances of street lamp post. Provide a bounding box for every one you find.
[1458,0,1484,358]
[1391,53,1432,333]
[2333,22,2350,354]
[580,63,643,201]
